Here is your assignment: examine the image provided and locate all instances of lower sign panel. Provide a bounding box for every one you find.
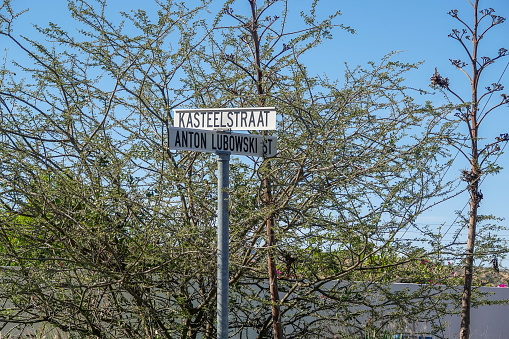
[169,127,277,157]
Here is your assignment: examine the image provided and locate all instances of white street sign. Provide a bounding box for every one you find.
[174,107,277,130]
[169,127,277,157]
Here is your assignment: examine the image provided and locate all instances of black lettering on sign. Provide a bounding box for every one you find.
[223,134,229,151]
[258,111,265,127]
[243,136,249,152]
[214,112,219,127]
[234,135,242,152]
[174,130,207,150]
[194,113,201,128]
[191,131,206,149]
[249,137,256,153]
[227,112,234,127]
[175,130,181,147]
[211,134,217,150]
[181,130,188,147]
[176,108,275,129]
[220,112,227,127]
[216,134,222,149]
[229,135,235,151]
[234,111,240,127]
[201,112,205,127]
[241,111,247,127]
[200,132,206,149]
[263,138,273,155]
[249,111,256,127]
[178,113,185,128]
[207,112,213,128]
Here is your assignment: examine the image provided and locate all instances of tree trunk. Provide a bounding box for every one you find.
[460,3,479,336]
[460,181,478,339]
[247,0,283,337]
[265,176,283,339]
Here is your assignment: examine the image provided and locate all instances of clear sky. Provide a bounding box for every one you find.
[5,0,509,259]
[318,0,509,248]
[312,0,509,255]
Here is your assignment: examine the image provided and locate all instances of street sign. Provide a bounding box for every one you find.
[172,107,278,339]
[174,107,277,130]
[169,127,277,157]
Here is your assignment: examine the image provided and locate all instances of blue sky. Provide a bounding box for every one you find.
[5,0,509,257]
[321,0,509,251]
[323,0,509,242]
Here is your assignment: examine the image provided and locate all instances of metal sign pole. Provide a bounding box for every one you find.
[216,150,230,339]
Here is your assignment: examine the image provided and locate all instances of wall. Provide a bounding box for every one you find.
[391,283,509,339]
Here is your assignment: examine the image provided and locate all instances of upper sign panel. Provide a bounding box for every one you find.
[174,107,277,130]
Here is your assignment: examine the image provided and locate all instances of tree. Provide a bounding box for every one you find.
[0,0,221,337]
[431,1,509,338]
[187,1,460,337]
[0,0,461,338]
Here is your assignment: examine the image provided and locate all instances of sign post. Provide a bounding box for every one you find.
[216,147,229,339]
[170,108,277,339]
